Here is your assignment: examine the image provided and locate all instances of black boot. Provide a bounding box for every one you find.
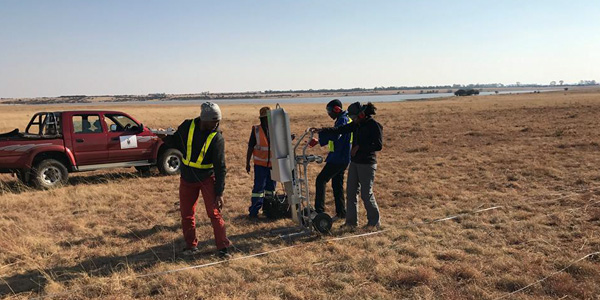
[218,247,232,259]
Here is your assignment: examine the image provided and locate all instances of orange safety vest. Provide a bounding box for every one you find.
[252,125,271,167]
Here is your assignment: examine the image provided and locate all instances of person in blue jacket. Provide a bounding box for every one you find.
[309,99,352,221]
[312,102,383,229]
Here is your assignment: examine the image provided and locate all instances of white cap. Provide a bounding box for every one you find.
[200,102,222,121]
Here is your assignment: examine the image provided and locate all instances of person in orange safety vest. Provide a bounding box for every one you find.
[245,107,275,218]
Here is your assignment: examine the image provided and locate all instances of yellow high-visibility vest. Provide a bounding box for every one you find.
[328,118,353,152]
[182,120,217,169]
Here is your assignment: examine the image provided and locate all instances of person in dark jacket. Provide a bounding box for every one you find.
[162,102,231,258]
[308,99,352,221]
[311,102,383,228]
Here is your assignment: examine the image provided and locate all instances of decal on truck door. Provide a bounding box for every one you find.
[119,135,138,149]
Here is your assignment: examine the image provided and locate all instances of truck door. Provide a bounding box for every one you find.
[71,114,108,165]
[104,113,155,163]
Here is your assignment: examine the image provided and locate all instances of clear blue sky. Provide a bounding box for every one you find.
[1,0,599,98]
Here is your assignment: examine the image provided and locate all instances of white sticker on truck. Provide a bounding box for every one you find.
[120,135,138,149]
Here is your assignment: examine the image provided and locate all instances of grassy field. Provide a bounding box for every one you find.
[1,90,599,299]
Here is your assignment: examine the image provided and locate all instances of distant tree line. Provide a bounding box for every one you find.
[577,80,597,85]
[264,87,369,94]
[59,95,87,98]
[263,80,597,94]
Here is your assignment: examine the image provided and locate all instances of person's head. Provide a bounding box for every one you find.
[347,102,377,123]
[199,102,222,131]
[326,99,343,119]
[46,126,56,135]
[82,119,91,131]
[259,106,270,125]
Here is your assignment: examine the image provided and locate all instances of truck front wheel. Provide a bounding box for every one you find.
[32,159,68,189]
[158,148,182,176]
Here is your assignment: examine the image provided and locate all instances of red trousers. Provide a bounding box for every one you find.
[179,177,231,250]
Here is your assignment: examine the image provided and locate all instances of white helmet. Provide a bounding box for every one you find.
[200,102,222,121]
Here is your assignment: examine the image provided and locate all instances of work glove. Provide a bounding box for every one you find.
[308,137,319,148]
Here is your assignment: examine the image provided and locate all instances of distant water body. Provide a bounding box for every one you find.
[159,90,554,106]
[2,90,559,106]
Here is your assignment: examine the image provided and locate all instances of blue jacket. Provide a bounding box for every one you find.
[318,112,352,165]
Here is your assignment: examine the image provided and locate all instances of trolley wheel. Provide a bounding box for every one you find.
[313,213,333,233]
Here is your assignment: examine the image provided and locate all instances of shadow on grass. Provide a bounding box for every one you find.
[0,170,152,195]
[0,222,292,297]
[231,213,287,223]
[0,178,30,195]
[57,224,182,249]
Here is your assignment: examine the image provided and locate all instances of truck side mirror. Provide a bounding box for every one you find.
[110,124,118,132]
[138,123,144,132]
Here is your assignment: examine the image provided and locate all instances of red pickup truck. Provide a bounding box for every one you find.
[0,110,182,188]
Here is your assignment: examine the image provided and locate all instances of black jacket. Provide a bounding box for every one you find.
[163,118,227,195]
[320,117,383,164]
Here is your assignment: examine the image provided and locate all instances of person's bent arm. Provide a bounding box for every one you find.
[317,132,330,147]
[246,147,253,174]
[317,121,357,135]
[246,129,256,173]
[162,121,186,153]
[212,135,227,197]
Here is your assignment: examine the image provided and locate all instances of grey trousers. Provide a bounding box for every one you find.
[346,162,380,226]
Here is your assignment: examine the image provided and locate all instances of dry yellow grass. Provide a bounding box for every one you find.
[1,89,599,299]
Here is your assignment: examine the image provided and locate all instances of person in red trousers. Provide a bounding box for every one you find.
[163,101,231,258]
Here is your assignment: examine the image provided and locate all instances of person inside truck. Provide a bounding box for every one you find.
[81,120,93,133]
[92,119,102,132]
[46,125,57,136]
[79,117,102,134]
